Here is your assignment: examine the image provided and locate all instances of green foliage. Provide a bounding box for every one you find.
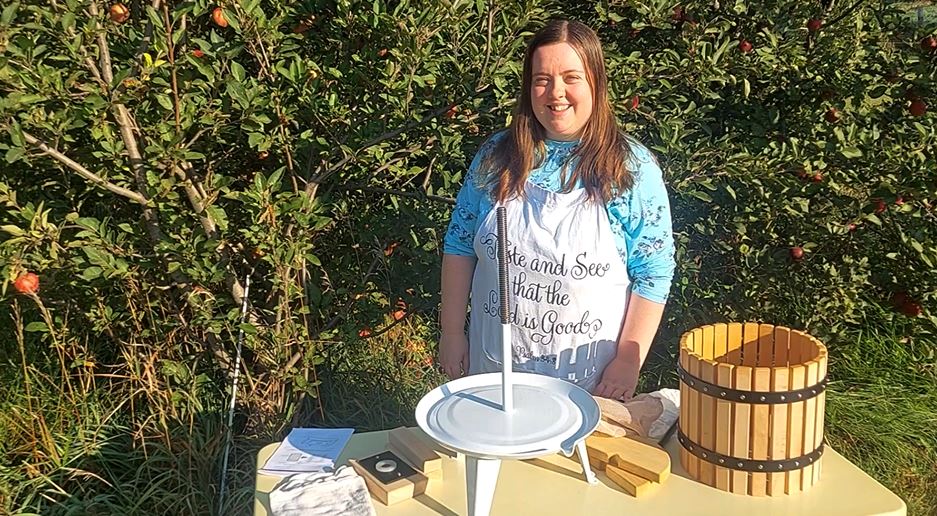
[0,0,935,514]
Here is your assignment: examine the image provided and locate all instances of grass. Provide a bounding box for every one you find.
[824,326,937,513]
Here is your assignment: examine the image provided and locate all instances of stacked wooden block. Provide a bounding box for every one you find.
[350,427,444,505]
[585,435,671,497]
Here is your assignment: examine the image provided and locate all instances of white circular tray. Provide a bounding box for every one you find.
[416,372,600,459]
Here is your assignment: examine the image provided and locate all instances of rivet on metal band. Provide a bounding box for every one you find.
[677,428,824,473]
[677,364,827,404]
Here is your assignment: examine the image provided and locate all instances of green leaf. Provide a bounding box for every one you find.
[156,94,174,111]
[205,205,228,231]
[239,322,257,334]
[1,2,19,25]
[81,266,102,280]
[25,321,48,333]
[5,147,24,163]
[840,147,862,158]
[0,225,24,235]
[231,61,246,82]
[689,190,713,202]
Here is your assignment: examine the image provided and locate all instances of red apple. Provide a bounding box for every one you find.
[739,40,753,53]
[13,272,39,294]
[790,247,804,261]
[191,49,205,58]
[921,36,937,52]
[212,7,228,28]
[901,302,922,317]
[807,18,822,33]
[811,172,823,183]
[109,3,130,23]
[874,198,887,214]
[909,100,927,117]
[824,108,840,123]
[629,95,640,111]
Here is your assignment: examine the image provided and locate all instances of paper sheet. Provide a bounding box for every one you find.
[259,427,354,475]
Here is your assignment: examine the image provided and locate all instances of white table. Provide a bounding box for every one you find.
[254,427,906,516]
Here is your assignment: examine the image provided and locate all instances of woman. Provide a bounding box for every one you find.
[439,19,675,401]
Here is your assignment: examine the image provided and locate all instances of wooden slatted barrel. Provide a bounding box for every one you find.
[678,323,828,496]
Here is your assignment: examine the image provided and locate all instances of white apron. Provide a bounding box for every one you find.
[468,181,631,394]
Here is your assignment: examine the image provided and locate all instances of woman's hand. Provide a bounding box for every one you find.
[594,356,639,400]
[439,332,470,380]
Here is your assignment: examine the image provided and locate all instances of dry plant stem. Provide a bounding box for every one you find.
[13,299,35,420]
[28,293,76,402]
[299,263,325,421]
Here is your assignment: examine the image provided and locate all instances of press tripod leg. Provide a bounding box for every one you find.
[575,440,598,485]
[465,456,501,516]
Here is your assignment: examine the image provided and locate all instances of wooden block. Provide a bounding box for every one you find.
[389,443,443,479]
[349,456,427,506]
[585,435,670,483]
[606,464,658,497]
[388,427,442,473]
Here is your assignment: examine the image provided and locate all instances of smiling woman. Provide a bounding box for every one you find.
[530,42,595,141]
[438,19,676,402]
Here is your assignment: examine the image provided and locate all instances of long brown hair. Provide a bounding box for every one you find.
[481,19,634,203]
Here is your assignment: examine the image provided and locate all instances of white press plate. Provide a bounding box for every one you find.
[416,372,600,459]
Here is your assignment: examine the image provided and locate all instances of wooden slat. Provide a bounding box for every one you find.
[711,323,730,490]
[769,327,790,495]
[679,332,691,474]
[726,322,743,365]
[742,322,760,365]
[786,362,806,493]
[713,323,728,362]
[750,324,774,496]
[699,330,716,487]
[730,364,752,494]
[813,341,828,486]
[715,362,733,491]
[801,358,820,491]
[687,350,701,480]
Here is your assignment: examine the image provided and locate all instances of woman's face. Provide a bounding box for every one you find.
[530,42,594,141]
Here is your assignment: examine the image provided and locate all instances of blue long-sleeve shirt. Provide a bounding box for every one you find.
[443,132,676,304]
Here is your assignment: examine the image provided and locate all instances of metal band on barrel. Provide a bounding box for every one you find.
[677,364,827,404]
[677,428,824,473]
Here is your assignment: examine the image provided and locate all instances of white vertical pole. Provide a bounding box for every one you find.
[495,206,513,413]
[501,323,512,413]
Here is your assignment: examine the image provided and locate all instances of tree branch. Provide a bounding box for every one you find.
[22,131,148,205]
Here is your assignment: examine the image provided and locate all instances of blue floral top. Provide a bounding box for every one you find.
[443,131,676,304]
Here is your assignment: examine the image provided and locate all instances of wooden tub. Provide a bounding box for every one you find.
[678,323,828,496]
